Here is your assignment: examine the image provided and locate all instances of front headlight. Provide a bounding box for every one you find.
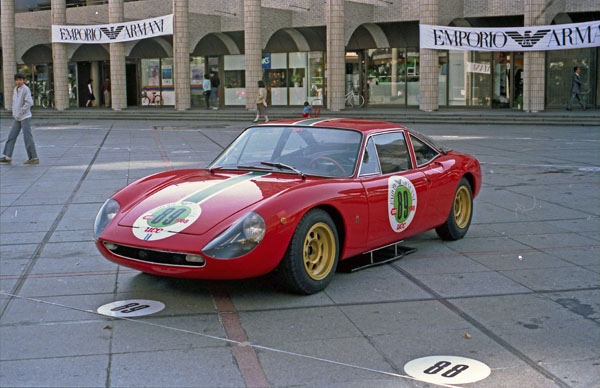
[202,212,266,259]
[94,199,120,240]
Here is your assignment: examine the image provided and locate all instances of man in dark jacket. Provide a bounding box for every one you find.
[566,66,587,110]
[209,71,220,110]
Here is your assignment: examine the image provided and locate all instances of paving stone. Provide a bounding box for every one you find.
[0,321,111,360]
[500,266,600,291]
[416,271,531,298]
[109,347,244,388]
[0,355,109,388]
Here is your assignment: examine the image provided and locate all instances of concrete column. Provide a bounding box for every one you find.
[108,0,127,110]
[51,0,69,110]
[173,0,190,110]
[523,0,545,112]
[244,0,261,110]
[326,0,344,111]
[1,0,17,111]
[419,0,439,111]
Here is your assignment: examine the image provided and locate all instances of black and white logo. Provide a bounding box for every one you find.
[100,26,125,40]
[506,29,550,48]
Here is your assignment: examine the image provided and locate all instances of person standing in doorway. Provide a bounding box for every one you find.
[253,80,269,123]
[567,66,587,111]
[86,79,95,107]
[101,77,111,108]
[0,73,39,165]
[203,74,211,109]
[209,71,220,110]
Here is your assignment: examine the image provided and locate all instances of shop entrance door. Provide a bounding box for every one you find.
[126,63,139,107]
[345,51,368,107]
[492,52,523,108]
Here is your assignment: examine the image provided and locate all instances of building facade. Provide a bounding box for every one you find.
[1,0,598,112]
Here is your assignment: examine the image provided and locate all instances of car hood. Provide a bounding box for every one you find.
[118,170,303,235]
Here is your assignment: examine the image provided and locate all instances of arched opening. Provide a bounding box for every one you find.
[260,27,326,106]
[18,44,54,107]
[128,38,174,107]
[346,22,419,107]
[546,12,600,108]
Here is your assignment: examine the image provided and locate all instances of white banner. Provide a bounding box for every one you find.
[420,20,600,51]
[52,14,173,44]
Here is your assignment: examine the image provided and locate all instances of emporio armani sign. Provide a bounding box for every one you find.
[52,14,173,44]
[420,20,600,51]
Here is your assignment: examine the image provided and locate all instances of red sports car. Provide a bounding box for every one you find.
[94,118,481,294]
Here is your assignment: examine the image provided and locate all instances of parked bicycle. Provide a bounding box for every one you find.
[40,89,54,109]
[142,90,162,106]
[345,89,365,108]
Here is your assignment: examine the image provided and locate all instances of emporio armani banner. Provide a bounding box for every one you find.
[52,14,173,44]
[420,20,600,51]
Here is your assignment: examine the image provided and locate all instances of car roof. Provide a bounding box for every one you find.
[259,118,406,134]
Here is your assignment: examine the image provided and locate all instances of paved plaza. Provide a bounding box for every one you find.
[0,116,599,387]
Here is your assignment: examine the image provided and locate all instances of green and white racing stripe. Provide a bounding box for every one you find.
[132,172,267,241]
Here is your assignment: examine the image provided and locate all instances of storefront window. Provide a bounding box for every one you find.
[308,52,324,104]
[190,57,206,107]
[224,54,246,106]
[546,48,596,108]
[367,48,402,105]
[467,52,492,107]
[438,51,448,106]
[493,52,510,108]
[161,58,174,106]
[289,52,307,105]
[263,53,288,105]
[406,50,420,105]
[448,51,466,106]
[141,58,160,106]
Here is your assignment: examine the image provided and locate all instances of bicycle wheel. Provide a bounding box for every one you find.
[355,94,365,107]
[154,95,162,106]
[41,97,49,109]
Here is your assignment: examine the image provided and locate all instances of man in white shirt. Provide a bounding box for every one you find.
[0,73,39,164]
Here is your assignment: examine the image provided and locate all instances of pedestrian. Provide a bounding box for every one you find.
[86,79,95,107]
[566,66,587,111]
[0,73,39,165]
[203,74,211,109]
[302,101,312,118]
[101,77,110,108]
[209,71,220,110]
[253,80,269,123]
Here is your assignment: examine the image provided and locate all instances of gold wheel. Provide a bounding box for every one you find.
[454,186,472,229]
[303,222,336,281]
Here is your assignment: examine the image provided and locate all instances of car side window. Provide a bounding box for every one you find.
[360,137,381,175]
[410,134,440,166]
[372,132,412,174]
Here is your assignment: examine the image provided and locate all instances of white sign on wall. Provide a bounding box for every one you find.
[420,20,600,51]
[52,14,173,44]
[465,62,491,74]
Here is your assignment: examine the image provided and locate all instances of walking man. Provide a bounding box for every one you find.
[209,71,220,110]
[0,73,39,165]
[566,66,587,111]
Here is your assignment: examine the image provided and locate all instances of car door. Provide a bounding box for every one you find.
[408,133,457,227]
[359,131,429,249]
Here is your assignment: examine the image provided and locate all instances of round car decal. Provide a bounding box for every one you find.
[388,176,417,233]
[132,202,202,241]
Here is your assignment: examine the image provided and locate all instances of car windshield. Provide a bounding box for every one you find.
[210,126,363,178]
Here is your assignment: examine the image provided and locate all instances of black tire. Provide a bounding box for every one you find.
[277,209,339,294]
[435,177,473,241]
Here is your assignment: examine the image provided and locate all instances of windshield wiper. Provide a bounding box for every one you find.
[236,164,272,171]
[260,161,305,179]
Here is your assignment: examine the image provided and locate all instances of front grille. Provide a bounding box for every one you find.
[104,242,205,268]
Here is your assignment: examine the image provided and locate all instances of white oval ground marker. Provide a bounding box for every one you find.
[404,355,491,385]
[97,300,165,317]
[578,167,600,172]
